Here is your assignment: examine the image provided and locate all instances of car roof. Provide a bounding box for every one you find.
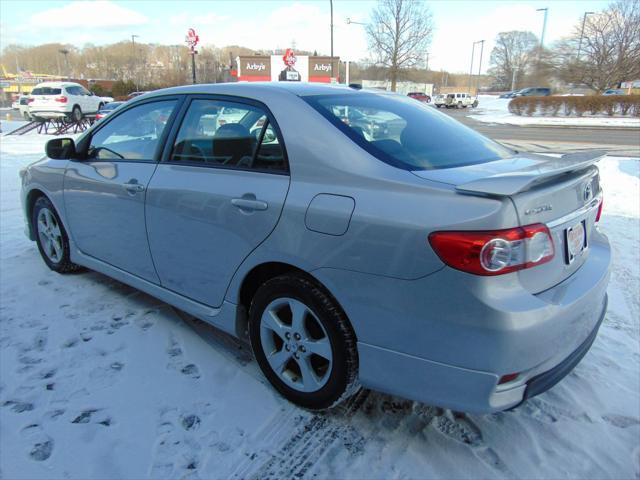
[141,82,370,100]
[34,81,81,88]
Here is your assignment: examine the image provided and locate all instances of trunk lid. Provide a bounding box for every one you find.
[413,151,604,293]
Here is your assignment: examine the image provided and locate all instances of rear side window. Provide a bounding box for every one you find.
[304,93,511,171]
[32,87,61,95]
[169,98,287,173]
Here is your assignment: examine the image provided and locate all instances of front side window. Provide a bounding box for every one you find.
[169,99,287,173]
[88,100,176,161]
[304,93,512,171]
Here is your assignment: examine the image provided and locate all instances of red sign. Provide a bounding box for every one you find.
[282,48,297,67]
[185,28,199,52]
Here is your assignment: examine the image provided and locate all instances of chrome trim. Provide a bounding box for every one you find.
[547,193,602,229]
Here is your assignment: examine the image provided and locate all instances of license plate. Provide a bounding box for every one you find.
[565,220,587,264]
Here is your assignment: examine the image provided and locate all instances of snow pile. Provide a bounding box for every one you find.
[471,95,640,128]
[0,132,638,479]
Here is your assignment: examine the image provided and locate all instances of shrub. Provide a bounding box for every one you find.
[525,98,538,116]
[508,95,639,118]
[508,97,526,116]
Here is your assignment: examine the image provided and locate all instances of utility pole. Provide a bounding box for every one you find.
[475,40,484,95]
[467,42,475,94]
[131,34,139,90]
[577,11,594,61]
[330,0,334,81]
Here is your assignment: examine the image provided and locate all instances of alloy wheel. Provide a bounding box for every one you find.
[37,207,63,263]
[259,297,333,393]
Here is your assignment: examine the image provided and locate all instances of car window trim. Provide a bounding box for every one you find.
[160,94,290,176]
[76,95,185,164]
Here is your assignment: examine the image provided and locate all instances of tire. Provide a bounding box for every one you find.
[249,273,359,410]
[436,105,442,108]
[71,105,82,122]
[23,112,31,121]
[32,196,81,274]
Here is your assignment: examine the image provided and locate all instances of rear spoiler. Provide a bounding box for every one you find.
[455,150,605,197]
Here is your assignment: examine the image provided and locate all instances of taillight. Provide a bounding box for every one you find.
[595,197,603,222]
[428,224,555,276]
[28,98,34,104]
[55,96,68,103]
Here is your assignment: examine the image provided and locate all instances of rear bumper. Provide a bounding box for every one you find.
[313,229,611,413]
[30,108,69,118]
[521,294,606,403]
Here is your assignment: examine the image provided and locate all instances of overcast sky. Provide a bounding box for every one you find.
[0,0,610,74]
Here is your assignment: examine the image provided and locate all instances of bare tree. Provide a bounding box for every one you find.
[488,31,539,91]
[554,0,640,92]
[366,0,433,91]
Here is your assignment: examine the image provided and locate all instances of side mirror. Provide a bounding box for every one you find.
[46,137,76,160]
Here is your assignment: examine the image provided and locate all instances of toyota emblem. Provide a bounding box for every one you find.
[583,182,593,202]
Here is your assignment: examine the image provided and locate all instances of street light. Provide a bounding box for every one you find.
[475,40,484,95]
[468,40,483,94]
[577,11,594,61]
[346,17,366,25]
[536,7,548,63]
[58,49,70,80]
[131,34,139,91]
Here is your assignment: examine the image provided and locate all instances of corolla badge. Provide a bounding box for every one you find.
[583,182,593,202]
[524,204,553,215]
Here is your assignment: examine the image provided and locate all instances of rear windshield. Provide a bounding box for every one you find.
[32,87,62,95]
[304,93,511,171]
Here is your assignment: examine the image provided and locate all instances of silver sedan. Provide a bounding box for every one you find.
[20,83,610,412]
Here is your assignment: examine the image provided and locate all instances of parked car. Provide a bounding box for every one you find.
[95,101,124,121]
[21,83,610,413]
[499,91,517,98]
[407,92,431,103]
[433,94,447,108]
[514,87,551,97]
[28,82,104,122]
[603,89,625,96]
[444,92,475,108]
[126,91,148,100]
[18,95,32,120]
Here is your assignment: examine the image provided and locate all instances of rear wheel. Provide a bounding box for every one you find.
[249,274,359,410]
[23,112,31,121]
[71,105,82,122]
[32,196,81,273]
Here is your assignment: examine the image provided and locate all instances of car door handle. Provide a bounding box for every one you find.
[231,198,268,211]
[123,180,145,193]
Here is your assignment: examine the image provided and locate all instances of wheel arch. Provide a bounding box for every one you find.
[233,261,355,342]
[25,188,48,240]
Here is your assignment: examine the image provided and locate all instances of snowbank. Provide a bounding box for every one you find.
[471,96,640,128]
[0,132,638,479]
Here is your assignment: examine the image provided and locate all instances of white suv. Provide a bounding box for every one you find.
[442,92,476,108]
[28,82,104,121]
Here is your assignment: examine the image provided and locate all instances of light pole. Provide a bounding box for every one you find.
[475,40,484,95]
[330,0,335,81]
[345,17,368,86]
[131,34,139,90]
[536,7,548,62]
[468,42,475,94]
[577,11,594,61]
[59,49,70,80]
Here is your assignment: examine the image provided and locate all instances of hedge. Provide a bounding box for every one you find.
[508,95,640,117]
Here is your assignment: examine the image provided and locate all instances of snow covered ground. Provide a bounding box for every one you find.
[469,96,640,128]
[1,130,639,479]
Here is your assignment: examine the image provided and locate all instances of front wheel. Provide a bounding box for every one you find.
[32,196,81,273]
[249,274,359,410]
